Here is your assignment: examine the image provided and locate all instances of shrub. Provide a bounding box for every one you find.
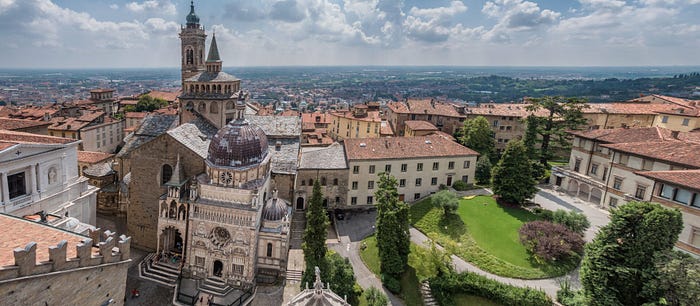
[531,207,554,221]
[519,221,585,262]
[432,190,459,215]
[452,180,469,191]
[381,273,401,294]
[363,286,389,306]
[557,280,588,306]
[430,270,551,306]
[551,210,590,235]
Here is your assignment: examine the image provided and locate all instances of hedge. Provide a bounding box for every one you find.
[429,271,552,306]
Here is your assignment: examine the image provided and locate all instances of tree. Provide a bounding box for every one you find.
[432,190,459,215]
[134,95,168,112]
[523,115,539,160]
[363,287,389,306]
[580,201,683,306]
[475,156,492,185]
[459,116,496,162]
[302,180,329,287]
[326,252,362,305]
[375,172,410,285]
[646,251,700,306]
[525,96,588,165]
[491,140,538,205]
[551,209,591,236]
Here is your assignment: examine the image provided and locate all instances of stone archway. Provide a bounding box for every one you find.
[159,226,183,255]
[590,188,603,205]
[579,184,590,201]
[567,180,579,195]
[296,197,304,210]
[213,260,223,277]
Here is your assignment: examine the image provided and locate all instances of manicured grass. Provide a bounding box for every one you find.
[454,294,504,306]
[410,195,577,279]
[359,236,424,306]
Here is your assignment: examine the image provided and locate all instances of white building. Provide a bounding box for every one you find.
[0,129,98,226]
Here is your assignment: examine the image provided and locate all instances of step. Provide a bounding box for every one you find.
[203,277,227,287]
[199,282,233,296]
[151,262,181,275]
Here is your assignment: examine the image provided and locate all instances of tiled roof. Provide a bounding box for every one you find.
[404,120,437,131]
[380,121,393,136]
[344,134,478,160]
[679,130,700,144]
[144,90,181,102]
[299,143,347,169]
[301,112,331,125]
[630,94,699,108]
[0,129,75,145]
[125,112,148,119]
[654,107,700,117]
[268,139,299,174]
[583,103,678,115]
[83,162,115,177]
[117,114,178,157]
[636,170,700,191]
[0,214,88,267]
[167,117,217,159]
[388,99,463,117]
[603,140,700,168]
[461,103,549,117]
[78,151,114,164]
[185,71,240,82]
[247,115,302,137]
[0,118,51,130]
[49,118,91,131]
[329,110,382,122]
[569,126,673,144]
[280,110,300,117]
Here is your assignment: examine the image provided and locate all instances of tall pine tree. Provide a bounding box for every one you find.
[301,180,329,287]
[491,140,538,205]
[525,96,588,165]
[375,173,410,284]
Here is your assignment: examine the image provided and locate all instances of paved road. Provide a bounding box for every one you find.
[534,187,610,242]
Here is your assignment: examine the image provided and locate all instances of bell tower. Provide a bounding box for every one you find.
[179,1,206,85]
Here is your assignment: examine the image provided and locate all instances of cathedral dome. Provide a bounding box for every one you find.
[207,119,269,168]
[262,197,289,221]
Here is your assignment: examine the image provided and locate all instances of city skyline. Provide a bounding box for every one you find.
[1,0,700,68]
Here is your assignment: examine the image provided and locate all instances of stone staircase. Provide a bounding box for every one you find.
[286,269,303,282]
[199,277,234,296]
[290,211,306,249]
[139,253,180,287]
[421,281,438,306]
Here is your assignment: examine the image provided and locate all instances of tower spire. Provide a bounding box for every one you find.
[206,33,221,62]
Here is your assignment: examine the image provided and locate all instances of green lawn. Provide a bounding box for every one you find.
[410,195,577,279]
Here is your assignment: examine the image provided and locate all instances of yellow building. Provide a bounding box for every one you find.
[328,104,383,140]
[653,107,700,132]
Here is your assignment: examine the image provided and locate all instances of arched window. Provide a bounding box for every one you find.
[321,177,327,186]
[266,243,273,257]
[198,102,206,112]
[189,85,194,93]
[217,85,222,93]
[300,180,305,186]
[210,102,219,114]
[162,164,173,185]
[333,178,338,186]
[309,179,314,186]
[186,49,194,65]
[226,102,234,110]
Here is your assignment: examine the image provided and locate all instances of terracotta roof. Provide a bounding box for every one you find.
[49,118,91,131]
[636,170,700,191]
[461,103,549,117]
[329,110,382,122]
[0,129,75,145]
[78,151,114,164]
[301,112,331,125]
[404,120,437,131]
[143,90,181,103]
[0,118,52,130]
[583,103,679,115]
[603,140,700,168]
[654,107,700,117]
[154,107,178,115]
[380,121,393,136]
[0,214,88,267]
[344,134,478,160]
[679,130,700,144]
[388,99,463,117]
[76,111,105,122]
[630,94,699,108]
[569,126,673,144]
[280,110,300,117]
[125,112,148,119]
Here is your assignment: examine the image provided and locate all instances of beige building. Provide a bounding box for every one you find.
[404,120,438,137]
[653,107,700,132]
[0,216,131,306]
[344,135,478,207]
[387,99,465,137]
[48,111,125,154]
[328,104,383,140]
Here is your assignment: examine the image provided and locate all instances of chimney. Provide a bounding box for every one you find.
[671,131,680,139]
[430,99,436,108]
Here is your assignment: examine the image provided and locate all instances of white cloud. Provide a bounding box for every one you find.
[109,4,118,10]
[404,1,468,43]
[480,0,560,42]
[409,1,467,19]
[125,0,176,15]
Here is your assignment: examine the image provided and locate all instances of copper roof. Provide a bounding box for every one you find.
[636,170,700,191]
[344,134,478,160]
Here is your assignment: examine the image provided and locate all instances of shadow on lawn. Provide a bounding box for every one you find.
[438,213,466,239]
[494,197,541,223]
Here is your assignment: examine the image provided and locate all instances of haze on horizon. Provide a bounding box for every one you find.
[1,0,699,69]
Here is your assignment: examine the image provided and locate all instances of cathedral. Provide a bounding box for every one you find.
[126,1,297,294]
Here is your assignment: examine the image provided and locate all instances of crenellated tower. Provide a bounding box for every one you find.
[179,1,206,84]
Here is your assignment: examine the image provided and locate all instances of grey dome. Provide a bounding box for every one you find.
[262,198,289,221]
[186,1,200,24]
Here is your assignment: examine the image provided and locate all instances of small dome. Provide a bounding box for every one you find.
[263,198,289,221]
[207,119,269,168]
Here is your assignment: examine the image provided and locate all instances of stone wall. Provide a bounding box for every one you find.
[295,169,349,210]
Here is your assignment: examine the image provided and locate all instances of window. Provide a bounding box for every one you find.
[321,177,327,186]
[660,184,675,199]
[613,177,623,190]
[415,178,422,186]
[161,164,173,185]
[368,181,375,189]
[573,158,582,172]
[385,164,392,173]
[195,256,205,267]
[367,196,373,205]
[431,177,438,185]
[661,116,669,123]
[335,197,340,204]
[8,172,27,199]
[266,243,273,257]
[642,159,653,171]
[309,179,314,185]
[233,264,244,275]
[414,193,421,200]
[401,164,407,172]
[353,166,359,174]
[352,181,358,190]
[590,163,599,175]
[417,163,423,171]
[635,185,647,199]
[609,197,618,208]
[682,118,690,126]
[369,165,375,174]
[493,120,499,127]
[602,167,608,181]
[448,161,455,169]
[351,197,357,205]
[300,180,306,186]
[463,161,470,169]
[619,154,629,166]
[333,178,338,186]
[692,195,700,208]
[433,162,439,170]
[675,189,692,204]
[461,175,468,182]
[399,179,406,187]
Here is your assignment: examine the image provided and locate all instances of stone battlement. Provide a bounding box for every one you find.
[0,229,131,282]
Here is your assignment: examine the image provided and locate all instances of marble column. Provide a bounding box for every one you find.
[0,172,8,204]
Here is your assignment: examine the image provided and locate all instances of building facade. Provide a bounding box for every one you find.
[328,104,383,140]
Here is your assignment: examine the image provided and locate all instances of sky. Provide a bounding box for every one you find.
[1,0,700,68]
